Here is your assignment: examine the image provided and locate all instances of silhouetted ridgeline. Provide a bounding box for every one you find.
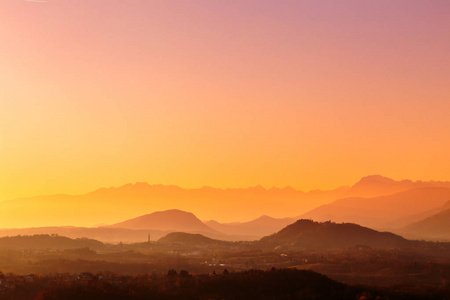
[260,219,409,249]
[0,227,172,244]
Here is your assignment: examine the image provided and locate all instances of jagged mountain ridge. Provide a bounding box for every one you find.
[2,175,450,229]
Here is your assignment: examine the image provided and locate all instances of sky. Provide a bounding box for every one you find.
[1,0,449,201]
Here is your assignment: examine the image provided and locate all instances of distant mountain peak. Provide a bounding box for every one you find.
[249,185,266,191]
[255,215,273,220]
[122,182,151,188]
[122,209,198,221]
[354,175,396,186]
[110,209,215,233]
[150,209,193,215]
[347,175,420,198]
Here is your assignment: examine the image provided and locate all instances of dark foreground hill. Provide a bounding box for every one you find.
[260,219,409,249]
[13,268,448,300]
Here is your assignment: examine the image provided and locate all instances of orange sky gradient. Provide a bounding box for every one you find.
[1,0,449,201]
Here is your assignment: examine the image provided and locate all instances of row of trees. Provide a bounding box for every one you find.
[0,268,448,300]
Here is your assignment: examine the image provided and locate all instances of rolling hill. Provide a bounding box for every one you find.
[0,227,169,244]
[301,187,450,230]
[157,232,226,246]
[259,219,409,250]
[0,234,105,250]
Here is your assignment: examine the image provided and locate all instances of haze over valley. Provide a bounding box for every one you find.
[0,175,449,243]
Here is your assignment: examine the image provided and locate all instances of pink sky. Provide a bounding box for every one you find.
[0,0,449,200]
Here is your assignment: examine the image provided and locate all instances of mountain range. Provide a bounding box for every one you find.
[2,175,450,229]
[1,175,450,242]
[0,183,347,228]
[0,203,447,246]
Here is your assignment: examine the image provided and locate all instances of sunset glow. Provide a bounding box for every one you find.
[1,0,449,202]
[1,3,450,298]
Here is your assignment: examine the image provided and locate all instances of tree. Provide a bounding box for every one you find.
[167,269,177,277]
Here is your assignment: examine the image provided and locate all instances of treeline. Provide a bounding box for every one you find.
[0,269,448,300]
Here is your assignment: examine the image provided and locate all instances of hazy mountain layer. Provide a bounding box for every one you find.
[205,216,296,238]
[301,187,450,231]
[399,202,450,241]
[1,176,450,229]
[0,210,256,243]
[0,183,347,228]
